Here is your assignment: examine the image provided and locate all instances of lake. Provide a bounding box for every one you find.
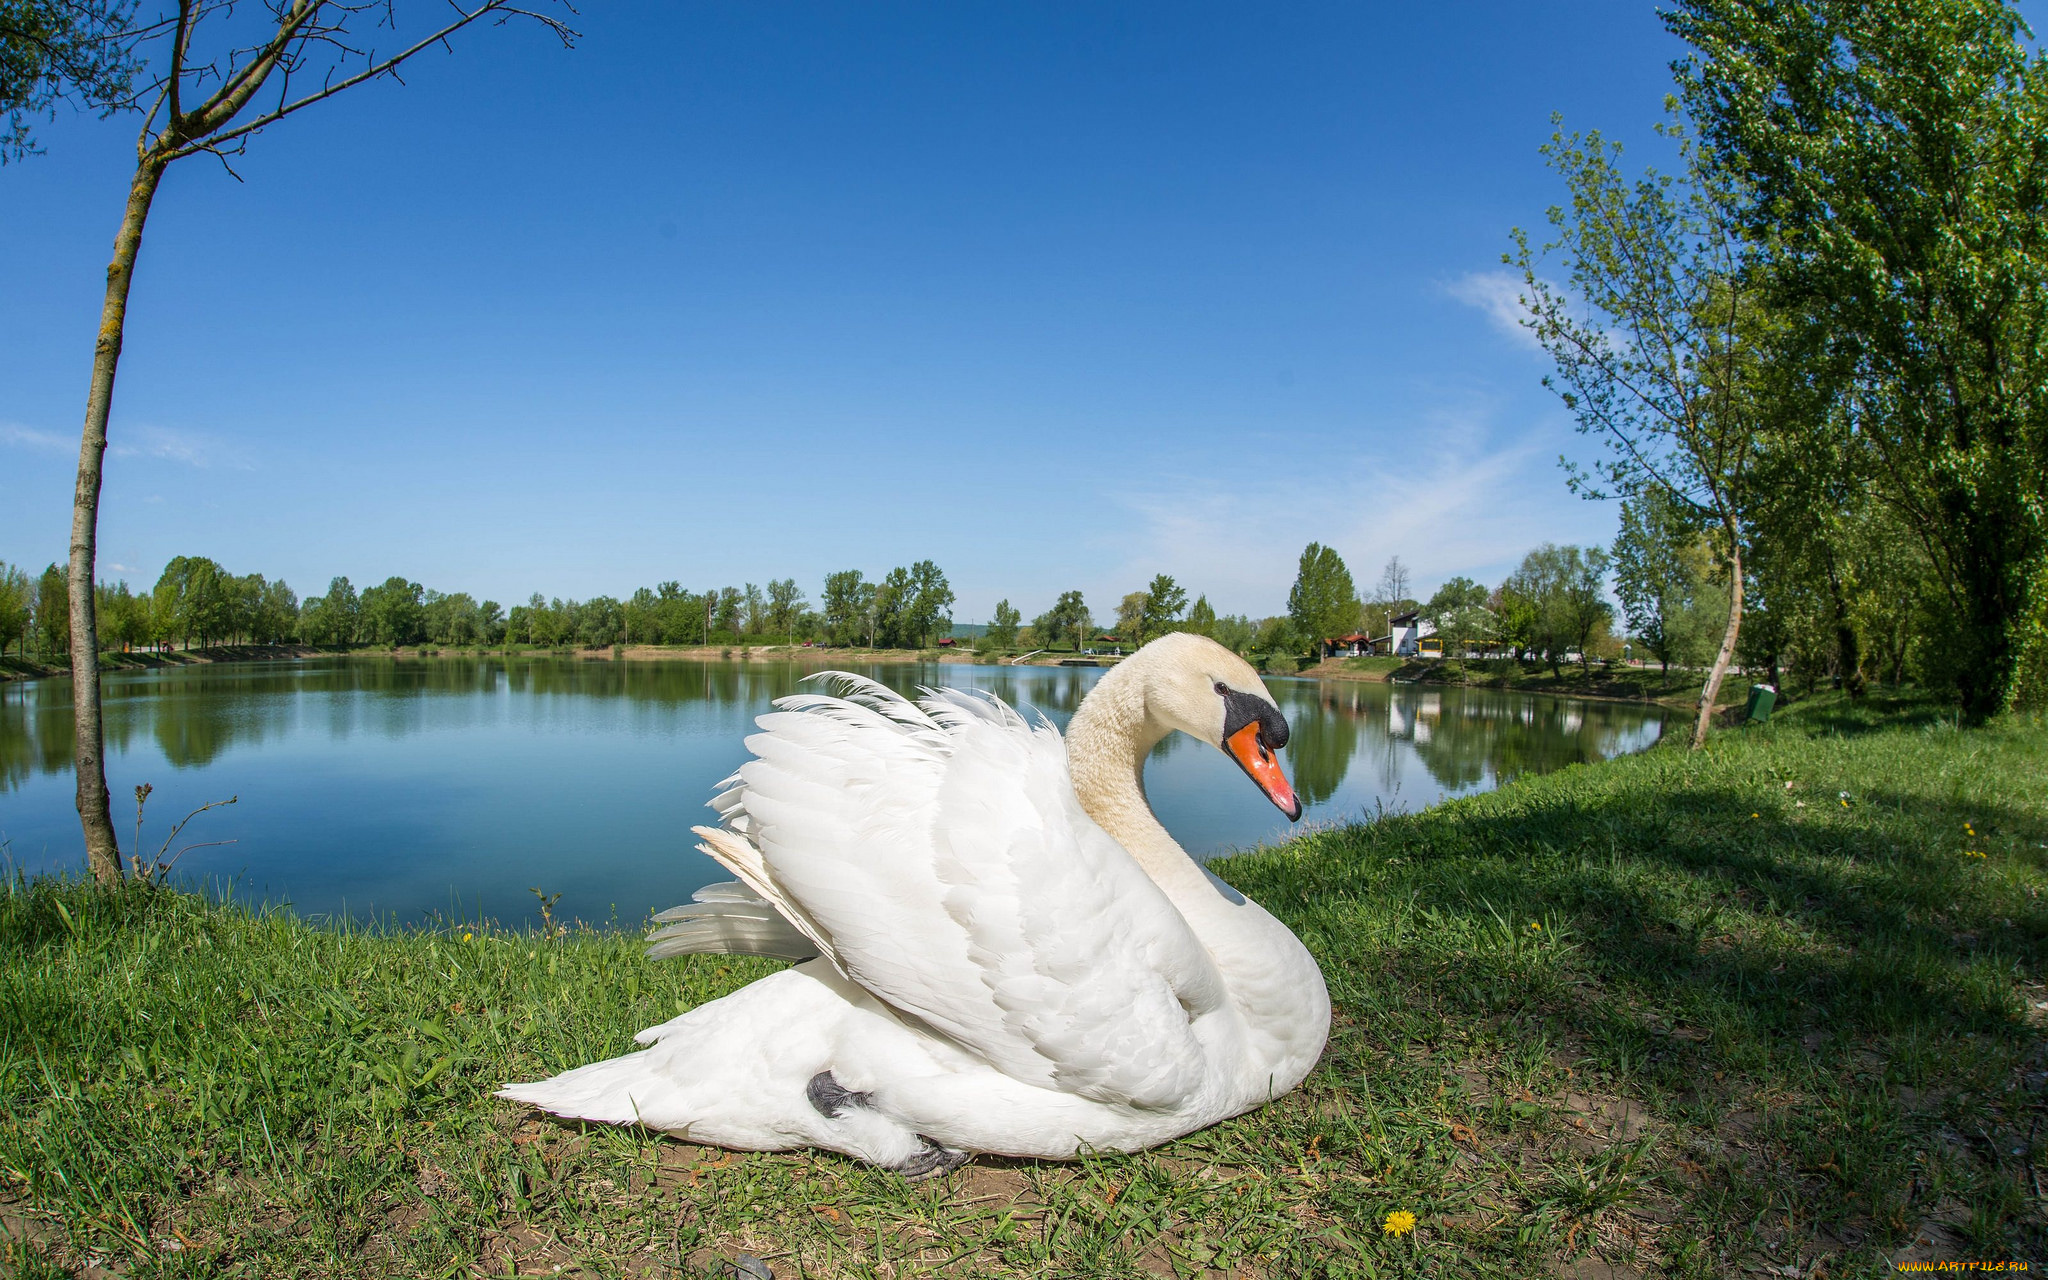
[0,657,1670,927]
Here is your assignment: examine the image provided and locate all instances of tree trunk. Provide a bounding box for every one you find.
[1693,537,1744,750]
[1821,545,1865,698]
[68,156,167,886]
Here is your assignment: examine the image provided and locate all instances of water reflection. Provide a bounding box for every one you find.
[0,659,1666,925]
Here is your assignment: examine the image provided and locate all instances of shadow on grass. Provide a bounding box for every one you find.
[1218,713,2048,1263]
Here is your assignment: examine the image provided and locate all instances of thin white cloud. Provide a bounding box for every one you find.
[1097,400,1607,617]
[1,423,71,453]
[108,424,254,470]
[1,421,251,469]
[1444,270,1543,351]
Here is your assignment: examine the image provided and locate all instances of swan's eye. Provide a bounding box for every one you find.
[1213,681,1229,696]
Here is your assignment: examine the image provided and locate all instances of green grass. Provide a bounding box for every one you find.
[3,694,2044,1277]
[1336,656,1407,677]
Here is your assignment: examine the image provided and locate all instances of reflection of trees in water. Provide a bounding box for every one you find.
[1270,682,1368,807]
[1396,687,1665,791]
[0,683,75,791]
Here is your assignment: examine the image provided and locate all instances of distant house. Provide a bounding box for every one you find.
[1320,632,1374,658]
[935,637,958,647]
[1322,614,1438,659]
[1384,610,1437,658]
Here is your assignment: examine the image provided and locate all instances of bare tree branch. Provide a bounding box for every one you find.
[167,0,573,159]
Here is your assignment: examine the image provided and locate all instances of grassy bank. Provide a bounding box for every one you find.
[1301,655,1753,707]
[2,695,2043,1277]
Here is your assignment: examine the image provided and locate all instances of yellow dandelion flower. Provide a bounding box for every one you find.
[463,932,474,942]
[1751,813,1760,819]
[1529,921,1541,931]
[1383,1209,1417,1237]
[1965,850,1986,859]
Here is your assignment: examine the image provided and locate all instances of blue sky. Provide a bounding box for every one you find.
[2,2,1691,623]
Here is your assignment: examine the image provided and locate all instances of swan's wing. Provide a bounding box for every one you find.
[692,675,1224,1110]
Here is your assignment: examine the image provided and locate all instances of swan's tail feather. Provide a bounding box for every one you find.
[496,1052,694,1133]
[646,880,819,962]
[690,826,846,975]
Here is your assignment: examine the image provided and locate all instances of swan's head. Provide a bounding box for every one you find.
[1127,632,1301,822]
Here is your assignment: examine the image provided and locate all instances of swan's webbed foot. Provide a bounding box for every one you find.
[893,1137,971,1181]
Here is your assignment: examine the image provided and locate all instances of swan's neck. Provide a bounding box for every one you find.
[1065,669,1212,904]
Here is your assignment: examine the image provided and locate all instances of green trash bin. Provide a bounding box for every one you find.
[1744,682,1777,724]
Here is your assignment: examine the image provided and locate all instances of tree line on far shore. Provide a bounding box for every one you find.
[0,557,964,656]
[0,540,1623,677]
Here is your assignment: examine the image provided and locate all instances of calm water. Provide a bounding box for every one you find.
[0,658,1669,926]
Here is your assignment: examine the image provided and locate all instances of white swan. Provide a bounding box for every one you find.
[498,633,1329,1175]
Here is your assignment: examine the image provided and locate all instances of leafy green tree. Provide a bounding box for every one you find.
[1,0,142,164]
[0,561,31,656]
[297,576,360,646]
[503,599,535,646]
[579,596,623,648]
[154,556,230,647]
[821,570,873,647]
[1210,613,1254,654]
[95,579,143,652]
[712,587,743,639]
[1287,542,1359,652]
[905,560,954,649]
[1140,574,1188,643]
[986,599,1021,650]
[622,587,657,645]
[1253,615,1298,661]
[424,590,486,646]
[653,581,701,645]
[766,578,806,640]
[251,577,297,644]
[321,576,360,645]
[360,577,426,647]
[1613,489,1722,673]
[33,563,67,658]
[1424,576,1493,659]
[1115,592,1148,646]
[1669,0,2048,714]
[1515,116,1764,744]
[1035,590,1091,651]
[865,568,907,648]
[1185,595,1216,637]
[1556,546,1615,675]
[1501,544,1611,675]
[1491,580,1539,663]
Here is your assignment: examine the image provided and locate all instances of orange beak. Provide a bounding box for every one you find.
[1226,722,1301,821]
